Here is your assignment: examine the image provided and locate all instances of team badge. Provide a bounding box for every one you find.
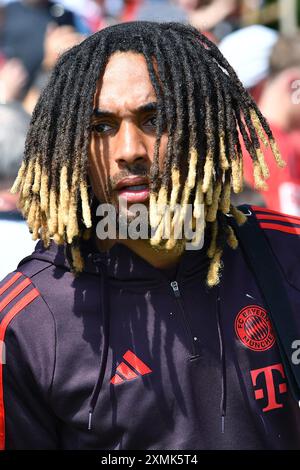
[235,305,275,352]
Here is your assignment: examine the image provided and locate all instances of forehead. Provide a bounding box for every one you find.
[93,52,157,111]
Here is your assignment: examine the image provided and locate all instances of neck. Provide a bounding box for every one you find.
[94,236,184,270]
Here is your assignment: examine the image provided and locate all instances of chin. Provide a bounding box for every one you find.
[118,202,149,220]
[151,238,186,254]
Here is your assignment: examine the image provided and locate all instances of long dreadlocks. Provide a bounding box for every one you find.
[11,21,285,287]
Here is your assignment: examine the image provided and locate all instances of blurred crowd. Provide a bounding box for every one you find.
[0,0,300,276]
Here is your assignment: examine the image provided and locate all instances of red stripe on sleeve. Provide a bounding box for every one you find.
[0,288,40,450]
[256,213,300,226]
[252,205,300,224]
[0,273,22,297]
[0,278,31,314]
[259,222,300,235]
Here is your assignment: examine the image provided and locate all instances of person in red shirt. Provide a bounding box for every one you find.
[220,28,300,215]
[243,124,300,215]
[243,34,300,215]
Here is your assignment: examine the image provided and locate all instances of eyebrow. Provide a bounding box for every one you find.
[92,101,158,118]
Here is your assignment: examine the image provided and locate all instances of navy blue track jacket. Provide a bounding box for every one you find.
[0,205,300,450]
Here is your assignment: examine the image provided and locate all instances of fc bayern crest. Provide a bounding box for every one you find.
[235,305,275,352]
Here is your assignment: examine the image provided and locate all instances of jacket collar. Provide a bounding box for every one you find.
[28,234,210,283]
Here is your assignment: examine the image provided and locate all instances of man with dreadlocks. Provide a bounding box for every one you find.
[0,21,300,450]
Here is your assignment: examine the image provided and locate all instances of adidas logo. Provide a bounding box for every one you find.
[110,349,152,384]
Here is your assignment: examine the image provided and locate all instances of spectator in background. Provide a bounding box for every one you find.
[0,0,86,94]
[219,27,300,216]
[0,1,86,276]
[246,34,300,215]
[219,25,278,102]
[219,25,279,208]
[135,0,186,23]
[22,67,50,114]
[19,20,84,113]
[0,103,35,278]
[176,0,241,41]
[0,56,27,102]
[0,8,85,112]
[41,23,85,71]
[56,0,108,32]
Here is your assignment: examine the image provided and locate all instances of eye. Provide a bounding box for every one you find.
[90,122,114,135]
[143,115,157,129]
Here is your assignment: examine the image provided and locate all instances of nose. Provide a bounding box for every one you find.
[114,121,149,168]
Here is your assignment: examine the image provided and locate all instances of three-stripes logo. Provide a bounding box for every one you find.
[110,350,152,385]
[0,271,40,451]
[252,205,300,236]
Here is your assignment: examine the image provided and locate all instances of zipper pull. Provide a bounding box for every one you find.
[221,415,225,434]
[170,281,181,297]
[88,409,93,431]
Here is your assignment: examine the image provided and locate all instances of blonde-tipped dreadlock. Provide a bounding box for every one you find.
[206,180,222,222]
[66,167,80,245]
[40,168,49,213]
[178,147,198,222]
[32,159,42,194]
[58,165,70,236]
[48,189,58,235]
[22,160,34,198]
[156,185,168,217]
[220,177,231,214]
[207,248,223,287]
[169,167,181,211]
[253,161,268,191]
[193,179,204,218]
[71,244,84,273]
[231,158,243,194]
[219,133,230,171]
[226,225,239,250]
[202,150,214,194]
[10,161,26,194]
[11,21,285,285]
[80,181,92,229]
[270,139,286,168]
[230,205,247,225]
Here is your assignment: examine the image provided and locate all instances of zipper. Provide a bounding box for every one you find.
[216,293,226,433]
[170,280,200,358]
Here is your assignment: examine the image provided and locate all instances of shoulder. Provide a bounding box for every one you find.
[0,248,71,369]
[0,268,53,327]
[250,205,300,246]
[0,245,102,339]
[249,205,300,290]
[0,251,66,330]
[0,247,102,395]
[0,269,57,393]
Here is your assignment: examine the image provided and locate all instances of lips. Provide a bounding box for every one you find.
[115,176,149,190]
[115,177,150,203]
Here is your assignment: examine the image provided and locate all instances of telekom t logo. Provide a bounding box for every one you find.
[250,363,287,412]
